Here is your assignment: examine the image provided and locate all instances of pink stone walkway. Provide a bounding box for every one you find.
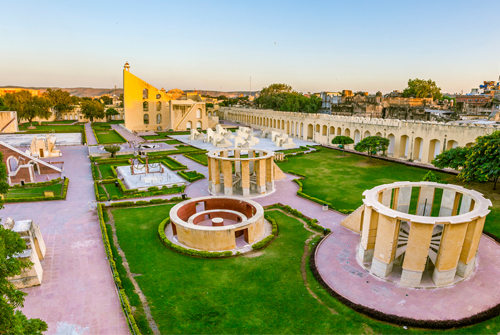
[111,124,144,143]
[315,228,500,321]
[2,146,129,334]
[84,122,98,146]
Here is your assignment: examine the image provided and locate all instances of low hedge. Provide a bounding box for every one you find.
[184,154,208,166]
[251,214,278,250]
[93,157,132,165]
[266,203,330,234]
[4,178,69,203]
[177,170,205,182]
[158,218,232,258]
[96,203,140,334]
[161,156,187,171]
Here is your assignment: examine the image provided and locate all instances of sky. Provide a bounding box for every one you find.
[1,0,499,94]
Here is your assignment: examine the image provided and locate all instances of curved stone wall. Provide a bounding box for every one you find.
[169,196,265,251]
[357,181,492,287]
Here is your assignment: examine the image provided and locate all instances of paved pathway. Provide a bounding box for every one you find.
[2,146,129,334]
[85,123,97,145]
[315,228,500,321]
[112,124,144,143]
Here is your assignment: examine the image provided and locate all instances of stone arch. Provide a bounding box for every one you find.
[143,101,148,111]
[143,113,149,125]
[186,121,192,129]
[387,134,396,156]
[156,113,162,124]
[446,140,458,150]
[143,89,148,99]
[322,125,327,136]
[354,129,361,144]
[399,135,409,158]
[344,128,351,138]
[414,137,423,161]
[300,123,304,137]
[156,93,161,99]
[273,119,276,128]
[465,142,474,148]
[196,109,202,118]
[156,101,161,111]
[287,121,290,135]
[7,156,18,173]
[428,139,441,162]
[329,126,335,135]
[196,121,202,129]
[375,132,382,137]
[307,124,314,139]
[336,127,341,135]
[364,130,371,138]
[315,124,320,133]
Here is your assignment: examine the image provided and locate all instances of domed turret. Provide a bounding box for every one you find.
[124,62,130,71]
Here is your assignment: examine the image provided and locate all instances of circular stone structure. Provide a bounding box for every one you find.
[314,182,500,326]
[358,181,491,287]
[207,148,281,197]
[169,196,266,251]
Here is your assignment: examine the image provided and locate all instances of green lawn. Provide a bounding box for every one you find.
[184,153,208,165]
[18,124,84,132]
[164,139,182,145]
[95,130,127,144]
[110,206,403,334]
[5,183,63,199]
[147,145,202,156]
[142,131,191,140]
[97,163,128,179]
[277,147,453,211]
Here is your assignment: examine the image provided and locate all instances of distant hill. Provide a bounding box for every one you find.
[0,86,260,98]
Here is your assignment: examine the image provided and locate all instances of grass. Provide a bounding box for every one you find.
[147,145,202,156]
[110,206,403,334]
[142,131,191,140]
[97,163,128,179]
[163,139,182,145]
[18,124,84,132]
[277,147,454,210]
[184,153,208,165]
[277,146,311,155]
[94,129,127,144]
[5,183,63,199]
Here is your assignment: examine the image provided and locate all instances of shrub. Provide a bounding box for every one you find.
[99,196,107,201]
[148,186,159,192]
[111,195,119,200]
[252,215,278,250]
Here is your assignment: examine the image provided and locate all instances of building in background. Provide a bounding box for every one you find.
[319,91,341,113]
[123,63,218,133]
[0,87,41,97]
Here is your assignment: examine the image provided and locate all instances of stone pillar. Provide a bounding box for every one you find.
[358,206,378,263]
[234,150,241,173]
[371,215,400,278]
[210,158,220,194]
[432,222,468,285]
[255,159,266,194]
[265,157,274,192]
[249,151,254,173]
[400,222,434,286]
[223,160,233,195]
[416,186,435,216]
[207,156,212,190]
[241,160,250,197]
[457,216,485,277]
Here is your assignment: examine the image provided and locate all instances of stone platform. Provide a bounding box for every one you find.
[116,164,186,190]
[314,227,500,322]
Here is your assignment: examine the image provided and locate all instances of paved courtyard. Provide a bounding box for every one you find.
[2,146,129,334]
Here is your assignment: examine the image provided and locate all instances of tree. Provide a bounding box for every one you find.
[3,91,53,126]
[458,131,500,190]
[255,83,321,113]
[0,97,9,111]
[105,108,119,122]
[432,146,470,170]
[103,144,121,158]
[100,95,113,105]
[354,136,390,161]
[331,135,354,156]
[43,88,74,117]
[402,78,442,100]
[81,100,105,122]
